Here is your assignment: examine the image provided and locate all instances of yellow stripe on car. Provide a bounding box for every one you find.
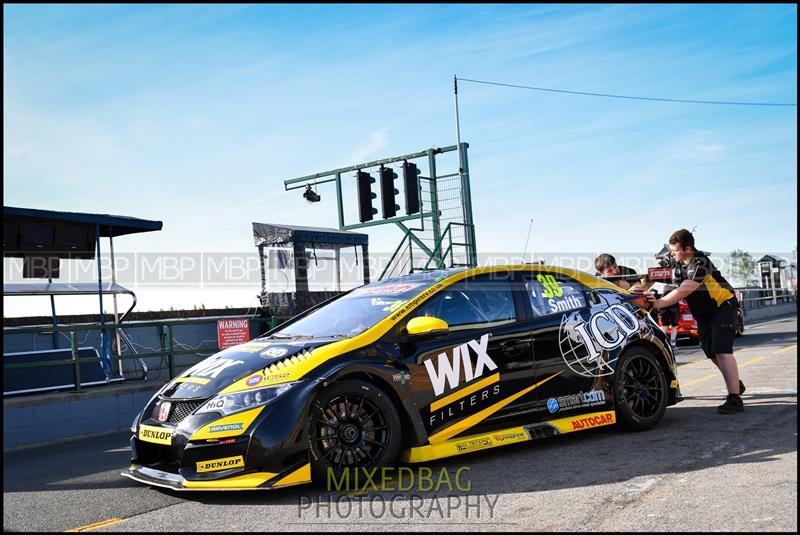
[402,410,616,463]
[182,471,278,489]
[428,372,562,443]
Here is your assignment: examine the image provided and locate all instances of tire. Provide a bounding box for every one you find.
[307,379,401,484]
[735,310,745,337]
[614,348,668,431]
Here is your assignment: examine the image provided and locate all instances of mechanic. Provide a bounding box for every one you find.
[659,284,680,350]
[594,254,639,290]
[633,229,745,414]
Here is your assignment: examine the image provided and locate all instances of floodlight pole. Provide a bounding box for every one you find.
[454,75,477,266]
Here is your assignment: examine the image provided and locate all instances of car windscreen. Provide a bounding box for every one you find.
[274,281,436,338]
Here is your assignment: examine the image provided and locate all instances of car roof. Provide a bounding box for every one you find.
[374,264,625,293]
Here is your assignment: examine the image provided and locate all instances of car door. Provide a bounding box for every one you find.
[523,272,601,418]
[399,272,536,440]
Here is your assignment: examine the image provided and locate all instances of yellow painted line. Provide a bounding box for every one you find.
[66,518,126,532]
[740,356,767,367]
[772,344,796,355]
[430,373,500,411]
[680,372,720,388]
[681,355,766,388]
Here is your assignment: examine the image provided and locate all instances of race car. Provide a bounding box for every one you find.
[122,265,682,491]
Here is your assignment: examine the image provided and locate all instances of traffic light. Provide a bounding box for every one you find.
[356,171,378,222]
[379,166,400,219]
[403,161,421,215]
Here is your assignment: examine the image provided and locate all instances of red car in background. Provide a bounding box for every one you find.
[661,300,745,343]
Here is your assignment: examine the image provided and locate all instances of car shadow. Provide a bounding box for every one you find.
[4,393,795,499]
[176,394,796,506]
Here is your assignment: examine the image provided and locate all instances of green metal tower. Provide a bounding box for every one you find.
[283,143,476,279]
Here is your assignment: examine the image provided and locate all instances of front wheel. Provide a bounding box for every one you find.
[307,379,401,484]
[614,348,668,430]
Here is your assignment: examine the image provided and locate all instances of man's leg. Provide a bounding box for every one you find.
[716,353,741,394]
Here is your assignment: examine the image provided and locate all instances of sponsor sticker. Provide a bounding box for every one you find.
[548,390,606,413]
[196,455,245,473]
[424,334,497,396]
[354,283,422,296]
[455,437,493,453]
[392,372,411,384]
[238,343,269,353]
[157,401,172,422]
[246,375,263,387]
[491,431,527,443]
[569,411,616,431]
[209,423,244,434]
[139,424,173,445]
[261,347,289,358]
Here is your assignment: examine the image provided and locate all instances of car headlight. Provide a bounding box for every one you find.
[195,381,300,417]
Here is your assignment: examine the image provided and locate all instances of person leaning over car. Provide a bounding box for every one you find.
[632,228,745,414]
[594,254,639,290]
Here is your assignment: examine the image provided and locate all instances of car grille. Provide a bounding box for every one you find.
[152,400,205,425]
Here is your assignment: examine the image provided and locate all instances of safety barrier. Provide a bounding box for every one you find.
[3,315,279,395]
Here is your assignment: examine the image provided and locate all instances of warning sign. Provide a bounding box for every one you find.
[217,318,250,350]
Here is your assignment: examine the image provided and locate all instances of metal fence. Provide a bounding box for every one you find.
[735,288,796,311]
[3,315,278,394]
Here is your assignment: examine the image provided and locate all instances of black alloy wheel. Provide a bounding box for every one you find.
[614,348,668,430]
[307,380,401,482]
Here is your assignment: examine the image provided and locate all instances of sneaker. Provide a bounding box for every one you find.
[717,394,744,414]
[739,380,746,396]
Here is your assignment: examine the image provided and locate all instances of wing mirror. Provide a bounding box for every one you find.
[406,316,449,337]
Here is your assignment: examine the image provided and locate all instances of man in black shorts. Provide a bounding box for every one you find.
[594,254,639,290]
[635,229,745,414]
[659,284,680,349]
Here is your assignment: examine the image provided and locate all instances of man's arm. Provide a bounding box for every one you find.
[653,279,700,309]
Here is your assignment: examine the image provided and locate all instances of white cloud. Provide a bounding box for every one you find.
[348,128,389,164]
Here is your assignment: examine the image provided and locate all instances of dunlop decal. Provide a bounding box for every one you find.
[196,455,244,473]
[139,424,173,445]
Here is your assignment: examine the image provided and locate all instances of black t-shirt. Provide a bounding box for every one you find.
[673,252,736,323]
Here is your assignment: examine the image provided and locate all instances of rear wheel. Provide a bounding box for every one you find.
[307,380,401,484]
[614,348,668,430]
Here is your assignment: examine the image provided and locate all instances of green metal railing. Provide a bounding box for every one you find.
[3,315,280,393]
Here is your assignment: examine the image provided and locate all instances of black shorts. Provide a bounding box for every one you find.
[660,307,679,326]
[697,300,737,359]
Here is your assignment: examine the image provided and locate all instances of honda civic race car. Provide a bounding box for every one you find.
[123,265,682,491]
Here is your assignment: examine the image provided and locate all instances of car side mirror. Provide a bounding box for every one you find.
[406,316,449,337]
[588,290,602,305]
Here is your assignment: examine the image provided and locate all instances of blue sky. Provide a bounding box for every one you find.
[3,4,797,312]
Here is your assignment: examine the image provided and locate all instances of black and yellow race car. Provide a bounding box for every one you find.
[122,265,682,491]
